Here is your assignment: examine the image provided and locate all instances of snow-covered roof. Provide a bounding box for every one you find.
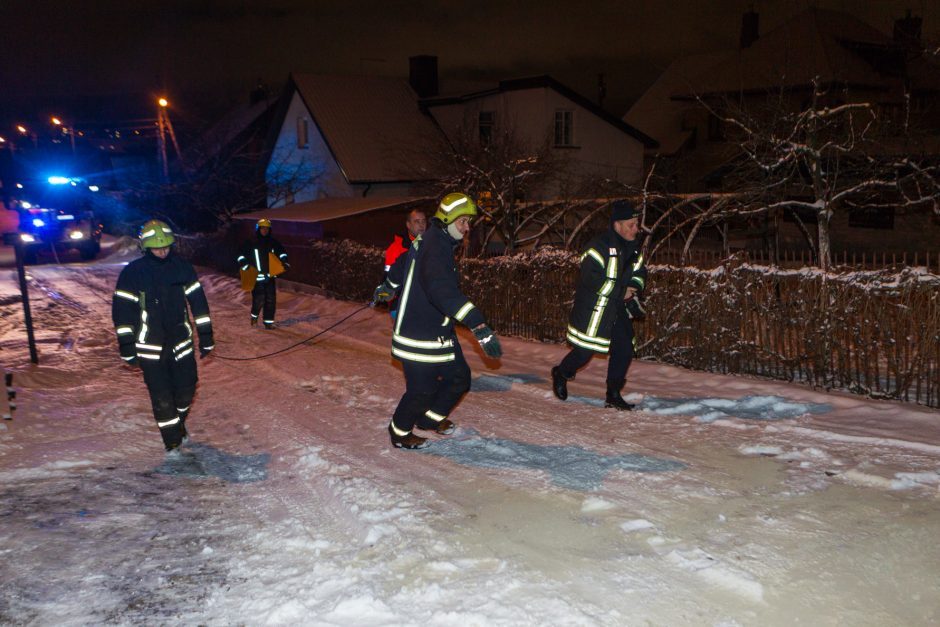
[424,75,658,149]
[676,8,896,97]
[234,196,428,223]
[624,51,734,155]
[289,74,445,183]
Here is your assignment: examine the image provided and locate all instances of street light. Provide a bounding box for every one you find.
[158,97,168,108]
[16,125,27,135]
[50,116,75,154]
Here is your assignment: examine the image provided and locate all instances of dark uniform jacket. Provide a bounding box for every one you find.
[386,222,485,364]
[567,229,647,354]
[112,251,214,364]
[237,235,288,282]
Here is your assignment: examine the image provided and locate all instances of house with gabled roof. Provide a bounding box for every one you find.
[250,58,658,246]
[263,72,443,207]
[626,7,940,192]
[424,75,657,197]
[624,7,940,257]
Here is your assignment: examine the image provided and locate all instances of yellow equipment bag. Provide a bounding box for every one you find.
[240,268,257,292]
[268,252,286,277]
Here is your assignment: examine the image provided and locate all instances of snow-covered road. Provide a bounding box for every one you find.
[1,249,938,625]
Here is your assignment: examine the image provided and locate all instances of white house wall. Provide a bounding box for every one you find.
[428,87,645,196]
[266,92,354,207]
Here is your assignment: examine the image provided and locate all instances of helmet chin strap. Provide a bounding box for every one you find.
[446,222,464,240]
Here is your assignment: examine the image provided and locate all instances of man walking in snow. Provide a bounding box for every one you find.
[112,219,215,453]
[373,192,503,449]
[550,199,647,410]
[381,208,427,319]
[237,218,289,329]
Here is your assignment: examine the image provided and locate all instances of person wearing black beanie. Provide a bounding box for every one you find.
[550,199,647,410]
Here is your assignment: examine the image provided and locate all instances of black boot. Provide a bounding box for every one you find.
[388,424,429,450]
[605,380,634,411]
[551,367,570,401]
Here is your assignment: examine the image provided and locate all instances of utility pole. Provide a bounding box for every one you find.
[156,97,184,180]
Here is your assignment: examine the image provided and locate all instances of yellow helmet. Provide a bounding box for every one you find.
[256,218,272,230]
[139,219,175,249]
[434,192,478,225]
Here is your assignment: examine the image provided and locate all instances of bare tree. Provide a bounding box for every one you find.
[421,118,567,253]
[709,78,940,270]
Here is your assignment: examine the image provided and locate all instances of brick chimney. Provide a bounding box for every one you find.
[409,55,439,98]
[740,9,759,49]
[893,9,923,52]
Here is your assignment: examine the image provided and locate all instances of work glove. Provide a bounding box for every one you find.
[119,344,139,368]
[372,280,395,305]
[472,324,503,359]
[199,345,214,359]
[624,296,646,320]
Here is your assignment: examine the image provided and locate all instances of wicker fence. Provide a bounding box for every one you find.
[180,234,940,408]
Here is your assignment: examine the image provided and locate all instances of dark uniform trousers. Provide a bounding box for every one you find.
[140,347,198,449]
[392,342,471,432]
[559,308,635,385]
[251,278,277,323]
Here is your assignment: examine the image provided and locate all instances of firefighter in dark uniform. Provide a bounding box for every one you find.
[382,209,427,319]
[237,218,288,329]
[373,193,503,449]
[112,220,215,452]
[550,200,647,410]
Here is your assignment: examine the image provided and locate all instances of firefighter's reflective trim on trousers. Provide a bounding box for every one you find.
[582,248,605,268]
[177,405,190,414]
[391,347,456,363]
[116,325,134,336]
[194,315,211,326]
[454,302,475,322]
[121,354,137,362]
[566,325,610,353]
[425,410,446,423]
[389,421,410,437]
[263,319,274,325]
[135,340,162,360]
[157,417,180,428]
[392,333,454,349]
[137,310,150,344]
[115,290,140,302]
[184,281,202,295]
[175,347,194,360]
[250,312,259,320]
[174,339,192,352]
[256,273,266,281]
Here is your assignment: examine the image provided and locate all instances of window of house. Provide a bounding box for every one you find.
[554,110,574,147]
[479,111,495,145]
[849,207,895,229]
[296,116,309,149]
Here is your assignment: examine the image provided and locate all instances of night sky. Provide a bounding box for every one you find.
[2,0,937,127]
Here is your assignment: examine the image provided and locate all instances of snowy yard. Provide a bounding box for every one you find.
[1,248,939,625]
